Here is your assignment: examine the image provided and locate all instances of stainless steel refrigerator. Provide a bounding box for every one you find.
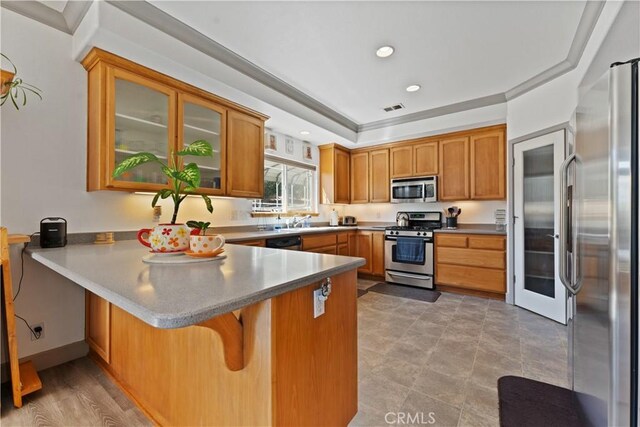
[565,58,638,426]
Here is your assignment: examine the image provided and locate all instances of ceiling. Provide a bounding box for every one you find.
[3,0,600,143]
[148,1,586,125]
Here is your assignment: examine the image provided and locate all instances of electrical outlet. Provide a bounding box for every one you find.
[376,211,381,219]
[313,289,325,318]
[31,322,44,341]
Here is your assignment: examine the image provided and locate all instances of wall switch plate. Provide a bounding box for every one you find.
[313,289,325,318]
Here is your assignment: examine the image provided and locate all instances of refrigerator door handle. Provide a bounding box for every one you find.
[559,153,579,295]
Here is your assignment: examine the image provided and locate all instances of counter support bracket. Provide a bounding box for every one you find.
[196,312,244,371]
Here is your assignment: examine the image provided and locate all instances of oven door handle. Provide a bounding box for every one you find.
[385,238,433,243]
[386,271,432,281]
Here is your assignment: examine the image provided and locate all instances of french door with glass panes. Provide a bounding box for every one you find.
[513,130,567,324]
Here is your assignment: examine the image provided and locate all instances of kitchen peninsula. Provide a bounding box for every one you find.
[28,241,364,426]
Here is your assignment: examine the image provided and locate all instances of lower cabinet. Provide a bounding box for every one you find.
[235,239,266,247]
[86,291,110,363]
[355,231,385,277]
[435,233,506,295]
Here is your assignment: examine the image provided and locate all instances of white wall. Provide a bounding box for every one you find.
[0,9,326,360]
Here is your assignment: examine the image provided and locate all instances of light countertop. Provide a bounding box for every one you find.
[434,224,506,235]
[28,241,364,329]
[221,224,390,242]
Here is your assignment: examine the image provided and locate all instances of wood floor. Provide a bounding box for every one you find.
[0,357,151,427]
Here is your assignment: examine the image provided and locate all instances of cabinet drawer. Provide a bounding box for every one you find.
[436,264,506,293]
[306,245,337,255]
[468,235,505,251]
[436,234,468,248]
[337,233,348,244]
[302,233,337,250]
[437,247,505,269]
[236,239,266,247]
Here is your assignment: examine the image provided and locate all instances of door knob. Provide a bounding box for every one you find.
[546,234,559,239]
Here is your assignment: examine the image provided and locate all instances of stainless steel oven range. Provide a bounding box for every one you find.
[385,211,442,289]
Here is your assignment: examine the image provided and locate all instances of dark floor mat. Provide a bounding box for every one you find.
[498,376,582,427]
[357,289,368,298]
[367,283,441,303]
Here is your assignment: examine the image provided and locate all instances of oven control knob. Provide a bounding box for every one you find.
[395,231,399,235]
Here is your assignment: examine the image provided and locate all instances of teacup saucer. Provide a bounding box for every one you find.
[184,249,225,258]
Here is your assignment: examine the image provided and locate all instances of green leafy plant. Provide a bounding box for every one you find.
[186,220,211,235]
[112,140,214,224]
[1,54,42,110]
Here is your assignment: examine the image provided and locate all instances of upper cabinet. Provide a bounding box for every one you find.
[350,152,369,204]
[369,149,390,203]
[82,48,268,197]
[319,126,505,205]
[439,136,470,201]
[389,146,413,178]
[413,141,438,176]
[319,144,350,204]
[470,129,505,200]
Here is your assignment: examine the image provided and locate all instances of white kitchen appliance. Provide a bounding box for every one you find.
[390,176,437,203]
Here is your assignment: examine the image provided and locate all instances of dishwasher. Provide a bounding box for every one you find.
[265,235,302,251]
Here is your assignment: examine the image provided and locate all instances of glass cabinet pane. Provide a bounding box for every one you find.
[114,78,170,185]
[181,101,223,190]
[522,144,556,298]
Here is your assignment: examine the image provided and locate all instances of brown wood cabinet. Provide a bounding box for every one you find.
[86,291,110,364]
[97,270,357,426]
[234,239,266,247]
[350,152,369,204]
[435,233,506,296]
[226,110,265,198]
[470,129,506,200]
[439,136,470,201]
[369,149,390,203]
[355,231,384,277]
[390,146,413,178]
[82,48,268,198]
[319,145,350,204]
[414,141,439,176]
[320,124,506,205]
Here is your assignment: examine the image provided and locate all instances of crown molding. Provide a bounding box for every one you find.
[1,0,92,35]
[2,0,604,137]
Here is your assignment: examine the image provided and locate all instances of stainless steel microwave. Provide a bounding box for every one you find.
[390,176,437,203]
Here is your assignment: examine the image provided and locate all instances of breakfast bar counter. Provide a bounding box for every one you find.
[28,241,364,426]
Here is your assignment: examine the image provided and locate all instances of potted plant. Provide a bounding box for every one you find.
[113,140,215,252]
[186,221,211,236]
[1,54,42,109]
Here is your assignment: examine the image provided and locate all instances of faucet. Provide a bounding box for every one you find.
[291,215,312,228]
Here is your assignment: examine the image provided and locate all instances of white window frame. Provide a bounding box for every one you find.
[252,155,318,214]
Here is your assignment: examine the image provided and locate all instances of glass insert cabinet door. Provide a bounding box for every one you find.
[108,68,176,190]
[513,130,567,324]
[178,94,226,195]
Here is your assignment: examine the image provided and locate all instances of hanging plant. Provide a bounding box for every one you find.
[1,54,42,110]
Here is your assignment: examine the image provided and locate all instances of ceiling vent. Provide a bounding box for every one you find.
[383,103,405,112]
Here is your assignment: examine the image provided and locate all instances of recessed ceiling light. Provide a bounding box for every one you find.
[300,131,310,135]
[376,46,394,58]
[406,84,421,92]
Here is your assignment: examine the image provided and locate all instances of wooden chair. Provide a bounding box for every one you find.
[1,227,42,407]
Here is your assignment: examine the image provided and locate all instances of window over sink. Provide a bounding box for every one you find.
[252,155,317,214]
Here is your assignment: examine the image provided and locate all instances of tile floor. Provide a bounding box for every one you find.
[0,280,568,427]
[350,279,569,427]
